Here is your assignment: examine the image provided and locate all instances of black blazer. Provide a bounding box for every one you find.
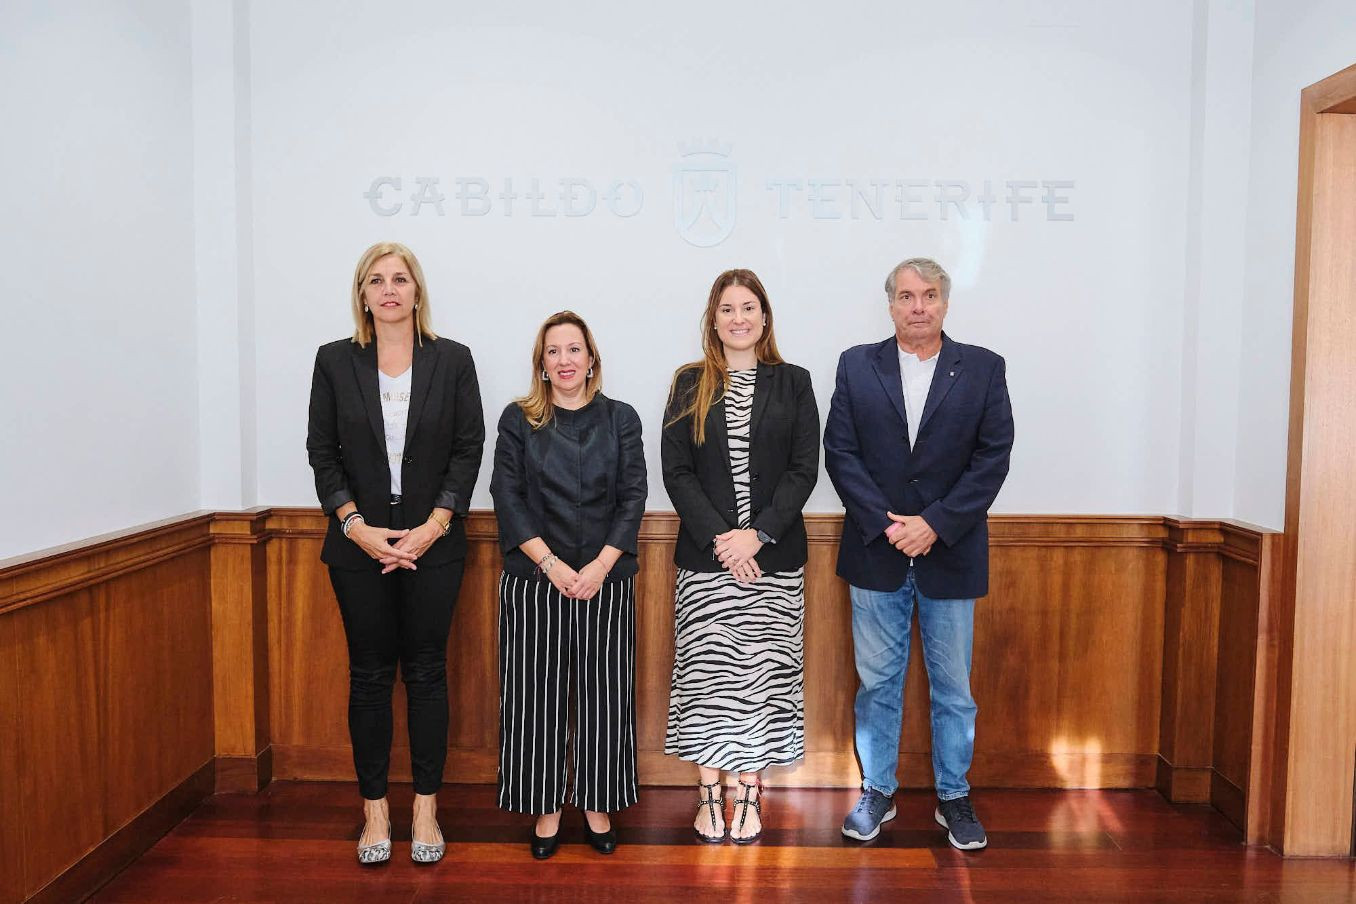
[823,334,1013,597]
[490,394,647,580]
[661,361,820,572]
[306,335,485,570]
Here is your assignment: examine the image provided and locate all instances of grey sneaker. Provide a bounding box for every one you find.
[935,796,987,850]
[841,788,896,841]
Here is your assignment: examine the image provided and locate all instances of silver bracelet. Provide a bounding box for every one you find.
[341,512,364,538]
[538,553,558,575]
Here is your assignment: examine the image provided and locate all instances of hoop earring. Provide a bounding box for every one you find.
[414,303,419,310]
[586,367,594,379]
[364,305,370,313]
[541,369,550,382]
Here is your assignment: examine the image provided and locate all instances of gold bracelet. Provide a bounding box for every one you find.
[428,512,451,535]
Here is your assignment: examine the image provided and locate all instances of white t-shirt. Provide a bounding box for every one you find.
[898,345,939,447]
[379,367,412,495]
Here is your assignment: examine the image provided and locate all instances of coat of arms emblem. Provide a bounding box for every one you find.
[673,141,737,247]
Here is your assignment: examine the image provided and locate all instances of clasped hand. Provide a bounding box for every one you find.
[350,520,443,574]
[546,558,610,600]
[715,528,764,584]
[885,512,936,557]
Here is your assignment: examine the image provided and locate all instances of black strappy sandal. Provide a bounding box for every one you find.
[695,781,726,844]
[730,779,763,845]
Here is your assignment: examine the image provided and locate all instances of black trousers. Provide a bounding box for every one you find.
[497,572,638,815]
[327,506,464,800]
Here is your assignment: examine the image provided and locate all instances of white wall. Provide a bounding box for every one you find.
[246,0,1198,517]
[0,1,198,559]
[1177,0,1254,520]
[1233,0,1356,529]
[6,0,1338,559]
[194,0,256,510]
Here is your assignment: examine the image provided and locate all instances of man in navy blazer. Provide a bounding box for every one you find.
[825,258,1013,850]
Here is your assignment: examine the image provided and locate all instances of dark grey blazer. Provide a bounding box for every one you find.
[306,335,485,570]
[489,394,647,579]
[661,361,820,573]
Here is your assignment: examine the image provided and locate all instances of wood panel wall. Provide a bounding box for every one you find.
[1213,526,1283,840]
[0,507,1284,903]
[261,510,1267,802]
[0,517,216,903]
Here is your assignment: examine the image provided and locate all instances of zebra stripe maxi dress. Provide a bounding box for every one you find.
[665,368,806,772]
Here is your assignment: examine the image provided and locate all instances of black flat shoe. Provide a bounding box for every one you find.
[530,829,561,860]
[583,821,617,854]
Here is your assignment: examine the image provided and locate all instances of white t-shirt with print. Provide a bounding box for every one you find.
[379,367,412,495]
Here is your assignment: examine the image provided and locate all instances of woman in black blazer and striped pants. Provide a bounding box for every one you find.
[490,310,647,860]
[306,242,485,865]
[662,269,819,844]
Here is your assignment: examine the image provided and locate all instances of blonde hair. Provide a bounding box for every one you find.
[666,269,784,445]
[516,310,604,429]
[350,241,438,347]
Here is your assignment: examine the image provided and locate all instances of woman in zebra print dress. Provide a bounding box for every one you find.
[662,269,820,844]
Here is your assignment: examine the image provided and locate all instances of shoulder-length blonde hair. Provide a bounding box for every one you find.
[350,241,438,347]
[516,310,604,429]
[666,269,784,445]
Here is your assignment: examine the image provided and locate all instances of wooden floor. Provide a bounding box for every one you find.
[92,782,1356,903]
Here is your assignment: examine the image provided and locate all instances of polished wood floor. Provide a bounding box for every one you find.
[93,782,1356,903]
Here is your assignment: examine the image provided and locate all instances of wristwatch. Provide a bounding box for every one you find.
[755,529,776,545]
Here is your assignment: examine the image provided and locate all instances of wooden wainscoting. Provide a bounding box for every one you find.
[261,511,1224,794]
[1213,525,1284,841]
[0,507,1282,903]
[0,516,217,904]
[1154,519,1283,840]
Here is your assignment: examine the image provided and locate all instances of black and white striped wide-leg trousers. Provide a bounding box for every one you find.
[497,571,638,815]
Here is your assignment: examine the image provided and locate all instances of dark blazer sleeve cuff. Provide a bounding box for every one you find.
[604,523,641,555]
[857,512,893,547]
[494,501,543,552]
[749,516,781,543]
[671,510,726,555]
[321,488,354,516]
[433,490,465,516]
[497,524,540,553]
[920,502,965,547]
[683,519,727,553]
[751,524,779,544]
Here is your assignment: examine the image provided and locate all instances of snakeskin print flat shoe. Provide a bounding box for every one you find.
[356,818,392,865]
[411,821,446,864]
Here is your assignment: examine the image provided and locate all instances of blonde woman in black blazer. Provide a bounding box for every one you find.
[306,242,484,865]
[662,269,819,844]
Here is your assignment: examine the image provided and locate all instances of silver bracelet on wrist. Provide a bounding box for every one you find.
[537,553,558,575]
[341,512,364,538]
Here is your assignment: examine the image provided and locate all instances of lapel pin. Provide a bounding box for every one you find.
[949,371,955,377]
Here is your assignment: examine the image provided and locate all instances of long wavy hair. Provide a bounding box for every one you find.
[516,310,603,429]
[666,269,784,445]
[349,241,437,347]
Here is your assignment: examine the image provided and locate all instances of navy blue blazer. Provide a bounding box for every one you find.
[823,333,1013,597]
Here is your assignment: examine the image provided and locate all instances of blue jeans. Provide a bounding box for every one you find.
[850,568,976,801]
